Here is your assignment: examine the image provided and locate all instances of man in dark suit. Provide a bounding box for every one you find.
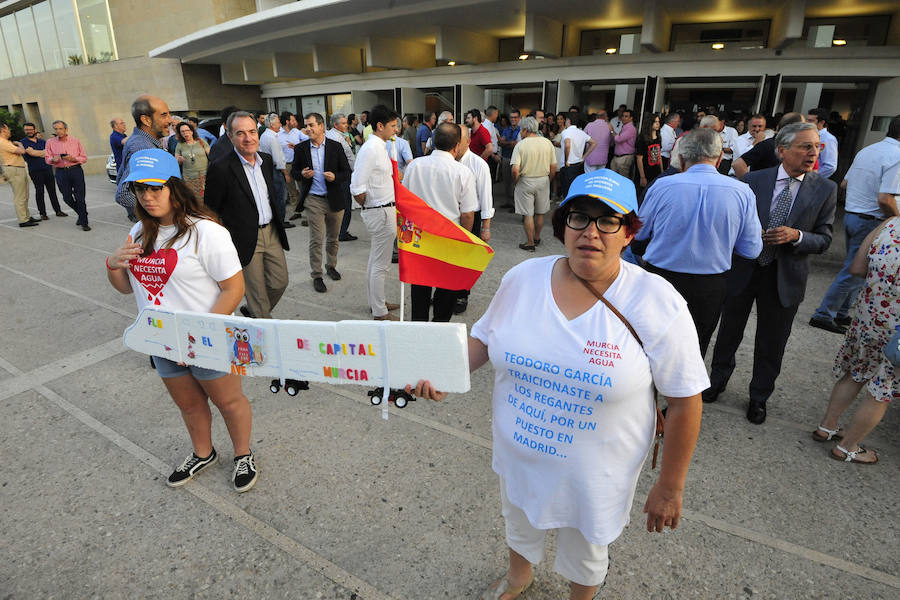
[705,122,837,424]
[205,111,290,319]
[291,112,351,293]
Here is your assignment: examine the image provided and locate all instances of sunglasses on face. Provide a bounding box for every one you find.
[566,211,626,234]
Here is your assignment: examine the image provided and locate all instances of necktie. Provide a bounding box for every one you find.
[758,177,796,266]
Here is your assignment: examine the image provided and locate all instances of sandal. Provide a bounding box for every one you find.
[830,444,879,465]
[812,425,844,442]
[481,574,534,600]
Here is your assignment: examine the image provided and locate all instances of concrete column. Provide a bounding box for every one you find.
[524,13,563,58]
[770,0,806,49]
[220,63,246,85]
[640,0,671,53]
[436,26,497,65]
[557,80,576,114]
[351,90,378,115]
[651,77,666,113]
[793,83,823,114]
[620,34,640,55]
[399,88,425,115]
[614,84,637,110]
[242,58,275,83]
[486,89,505,110]
[807,25,835,48]
[458,84,483,115]
[313,44,362,74]
[273,53,315,79]
[366,37,434,70]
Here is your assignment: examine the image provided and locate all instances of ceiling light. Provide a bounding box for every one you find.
[711,42,725,50]
[832,39,847,46]
[518,53,529,60]
[447,61,456,66]
[605,48,617,55]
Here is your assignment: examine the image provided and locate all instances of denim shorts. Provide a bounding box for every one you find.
[151,356,228,381]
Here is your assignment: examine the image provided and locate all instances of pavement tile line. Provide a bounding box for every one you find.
[0,264,134,318]
[2,210,892,590]
[322,384,900,590]
[32,383,396,600]
[0,338,127,402]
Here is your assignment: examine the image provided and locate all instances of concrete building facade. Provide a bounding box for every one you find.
[2,0,899,173]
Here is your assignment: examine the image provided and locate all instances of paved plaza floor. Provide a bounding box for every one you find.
[1,174,897,599]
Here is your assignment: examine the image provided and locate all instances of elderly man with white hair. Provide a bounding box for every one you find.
[510,115,557,251]
[260,112,293,228]
[636,128,763,357]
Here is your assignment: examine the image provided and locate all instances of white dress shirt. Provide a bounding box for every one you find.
[234,148,272,226]
[720,125,740,160]
[326,127,355,170]
[818,127,838,179]
[350,135,394,208]
[259,128,285,170]
[277,127,302,163]
[459,149,495,219]
[610,116,624,135]
[484,119,499,153]
[403,150,478,223]
[660,123,677,159]
[560,125,592,165]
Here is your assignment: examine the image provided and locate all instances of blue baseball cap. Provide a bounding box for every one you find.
[562,169,638,215]
[123,149,181,185]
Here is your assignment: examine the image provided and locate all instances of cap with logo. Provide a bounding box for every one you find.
[123,149,182,185]
[562,168,638,215]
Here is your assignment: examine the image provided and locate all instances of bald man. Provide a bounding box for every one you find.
[115,94,174,221]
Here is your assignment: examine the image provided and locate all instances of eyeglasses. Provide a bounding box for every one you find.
[566,211,626,234]
[132,183,165,194]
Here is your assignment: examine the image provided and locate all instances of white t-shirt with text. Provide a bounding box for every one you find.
[471,256,709,545]
[128,218,242,314]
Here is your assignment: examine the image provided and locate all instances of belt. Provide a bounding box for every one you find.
[614,153,632,157]
[3,164,24,168]
[361,202,395,211]
[258,222,270,229]
[57,164,82,170]
[844,211,881,221]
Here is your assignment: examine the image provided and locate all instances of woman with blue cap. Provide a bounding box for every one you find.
[105,149,258,493]
[412,169,708,598]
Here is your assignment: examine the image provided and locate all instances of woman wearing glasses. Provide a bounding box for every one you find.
[412,170,707,599]
[105,149,258,493]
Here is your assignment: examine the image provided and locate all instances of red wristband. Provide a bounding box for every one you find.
[106,256,118,271]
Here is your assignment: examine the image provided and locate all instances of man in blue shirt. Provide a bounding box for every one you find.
[109,117,127,175]
[414,112,436,158]
[810,115,900,333]
[21,122,64,219]
[636,128,763,356]
[499,108,521,202]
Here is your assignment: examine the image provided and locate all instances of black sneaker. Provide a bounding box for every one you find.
[233,453,258,493]
[167,449,218,488]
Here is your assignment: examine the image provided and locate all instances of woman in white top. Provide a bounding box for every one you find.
[106,149,258,493]
[413,170,707,599]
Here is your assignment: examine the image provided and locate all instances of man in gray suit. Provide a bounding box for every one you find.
[704,122,837,424]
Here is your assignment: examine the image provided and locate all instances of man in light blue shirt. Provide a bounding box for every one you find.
[810,115,900,333]
[636,128,762,356]
[807,108,838,179]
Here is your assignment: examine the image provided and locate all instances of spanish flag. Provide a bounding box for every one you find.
[392,159,494,290]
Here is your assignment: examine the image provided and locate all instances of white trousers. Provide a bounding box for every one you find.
[360,205,396,317]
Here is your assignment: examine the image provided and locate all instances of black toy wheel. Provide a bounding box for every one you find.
[394,395,408,408]
[269,380,281,394]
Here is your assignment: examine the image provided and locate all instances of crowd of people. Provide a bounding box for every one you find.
[4,92,897,598]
